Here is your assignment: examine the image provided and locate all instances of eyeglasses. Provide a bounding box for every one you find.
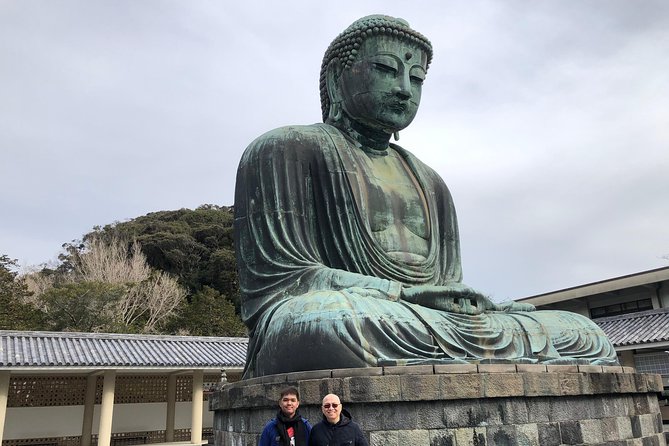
[322,403,339,409]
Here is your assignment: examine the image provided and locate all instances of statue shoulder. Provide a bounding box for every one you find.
[241,124,333,162]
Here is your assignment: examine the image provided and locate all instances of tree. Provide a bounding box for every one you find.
[0,255,45,330]
[26,237,187,333]
[170,286,246,337]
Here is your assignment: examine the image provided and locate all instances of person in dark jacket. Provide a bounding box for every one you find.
[259,387,312,446]
[308,394,368,446]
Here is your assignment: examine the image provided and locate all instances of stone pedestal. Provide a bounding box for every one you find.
[210,364,666,445]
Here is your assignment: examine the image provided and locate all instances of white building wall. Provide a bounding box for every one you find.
[3,402,212,440]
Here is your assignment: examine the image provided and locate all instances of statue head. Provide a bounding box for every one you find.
[319,15,433,135]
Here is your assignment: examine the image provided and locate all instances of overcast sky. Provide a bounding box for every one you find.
[1,1,668,301]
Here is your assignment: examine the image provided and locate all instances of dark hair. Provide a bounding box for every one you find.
[280,386,300,400]
[319,14,433,122]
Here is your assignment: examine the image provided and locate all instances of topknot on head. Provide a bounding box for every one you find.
[319,15,433,122]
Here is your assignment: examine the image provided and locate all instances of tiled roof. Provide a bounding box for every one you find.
[0,330,248,369]
[595,308,669,347]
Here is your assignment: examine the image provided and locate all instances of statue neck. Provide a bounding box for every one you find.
[332,115,391,154]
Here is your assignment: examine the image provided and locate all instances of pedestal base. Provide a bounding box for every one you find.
[210,364,666,445]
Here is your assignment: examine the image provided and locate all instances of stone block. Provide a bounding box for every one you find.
[478,363,517,373]
[454,427,487,446]
[298,377,344,405]
[589,372,620,394]
[558,373,584,395]
[516,423,540,446]
[523,372,560,396]
[546,364,579,373]
[515,364,547,373]
[634,374,649,393]
[343,375,400,402]
[241,383,267,407]
[559,420,583,444]
[638,413,660,436]
[398,429,430,445]
[537,422,561,446]
[526,398,551,423]
[579,419,604,444]
[622,366,636,374]
[434,363,478,374]
[440,374,484,399]
[603,366,625,373]
[400,373,441,401]
[261,373,288,384]
[486,425,517,445]
[414,402,447,429]
[495,399,530,425]
[332,367,383,377]
[285,369,332,381]
[483,373,524,398]
[616,415,635,439]
[578,365,604,373]
[602,417,621,442]
[384,364,434,376]
[369,430,398,446]
[617,373,637,393]
[646,374,664,392]
[356,401,418,430]
[428,429,456,446]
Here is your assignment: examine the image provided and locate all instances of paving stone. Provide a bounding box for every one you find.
[384,364,434,376]
[515,364,547,373]
[332,367,383,377]
[434,364,478,374]
[546,364,579,373]
[578,365,604,373]
[478,363,517,373]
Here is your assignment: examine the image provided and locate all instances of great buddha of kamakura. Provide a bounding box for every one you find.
[234,15,617,378]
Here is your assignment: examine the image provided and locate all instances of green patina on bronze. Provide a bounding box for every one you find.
[233,15,617,378]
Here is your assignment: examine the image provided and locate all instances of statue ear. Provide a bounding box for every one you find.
[326,59,343,121]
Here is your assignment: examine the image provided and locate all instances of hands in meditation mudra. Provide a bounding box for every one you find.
[234,15,617,378]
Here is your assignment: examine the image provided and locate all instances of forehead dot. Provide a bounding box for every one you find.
[405,52,413,61]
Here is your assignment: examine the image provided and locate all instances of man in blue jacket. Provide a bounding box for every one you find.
[308,394,368,446]
[259,387,311,446]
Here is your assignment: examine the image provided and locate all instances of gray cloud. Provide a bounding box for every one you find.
[1,1,667,300]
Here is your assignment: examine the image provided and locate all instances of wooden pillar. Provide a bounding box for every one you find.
[81,373,98,446]
[98,370,116,446]
[166,373,177,442]
[190,370,204,445]
[0,371,10,443]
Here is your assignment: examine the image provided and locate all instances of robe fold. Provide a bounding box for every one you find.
[234,123,617,378]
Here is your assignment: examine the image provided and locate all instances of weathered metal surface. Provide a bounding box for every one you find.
[233,15,618,378]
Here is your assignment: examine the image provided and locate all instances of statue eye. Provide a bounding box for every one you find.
[373,62,398,75]
[410,75,424,85]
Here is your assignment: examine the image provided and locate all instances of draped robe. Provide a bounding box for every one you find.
[234,123,617,378]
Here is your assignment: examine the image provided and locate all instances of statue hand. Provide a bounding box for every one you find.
[493,301,536,312]
[400,284,495,315]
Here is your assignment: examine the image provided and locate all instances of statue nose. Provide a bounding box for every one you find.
[392,86,412,100]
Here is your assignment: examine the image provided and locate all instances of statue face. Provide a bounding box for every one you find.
[337,36,428,134]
